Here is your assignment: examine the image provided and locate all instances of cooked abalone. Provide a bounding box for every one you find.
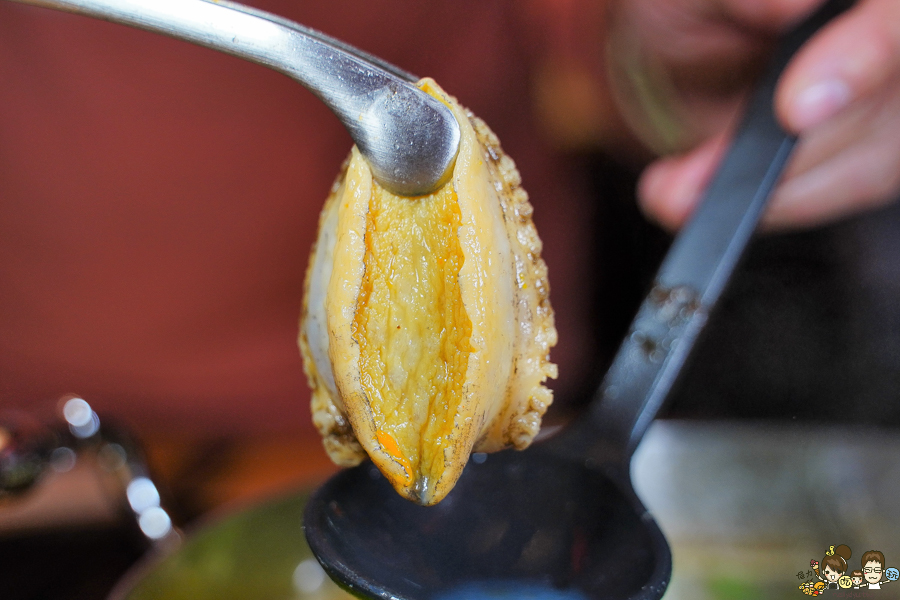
[299,79,557,506]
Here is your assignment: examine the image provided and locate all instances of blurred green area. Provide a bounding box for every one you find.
[121,491,352,600]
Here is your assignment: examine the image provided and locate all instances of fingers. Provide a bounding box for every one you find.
[638,0,900,231]
[777,0,900,131]
[765,75,900,227]
[639,73,900,230]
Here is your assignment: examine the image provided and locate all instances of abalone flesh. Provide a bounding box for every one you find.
[299,79,557,505]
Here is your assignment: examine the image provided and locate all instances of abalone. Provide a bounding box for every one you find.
[299,79,557,505]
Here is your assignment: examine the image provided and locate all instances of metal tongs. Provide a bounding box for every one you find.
[10,0,460,197]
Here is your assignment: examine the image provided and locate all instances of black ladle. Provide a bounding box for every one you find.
[304,2,850,598]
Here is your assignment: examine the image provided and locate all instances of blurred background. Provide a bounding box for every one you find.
[1,0,899,598]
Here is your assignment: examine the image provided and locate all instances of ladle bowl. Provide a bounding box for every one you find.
[305,450,670,600]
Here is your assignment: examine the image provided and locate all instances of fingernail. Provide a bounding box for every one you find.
[792,79,851,130]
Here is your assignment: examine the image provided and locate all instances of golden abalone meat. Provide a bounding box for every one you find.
[299,79,557,506]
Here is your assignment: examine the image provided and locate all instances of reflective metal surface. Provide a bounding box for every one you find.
[8,0,460,196]
[0,396,181,548]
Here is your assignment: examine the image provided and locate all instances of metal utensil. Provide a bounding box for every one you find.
[303,1,851,598]
[1,396,180,548]
[9,0,460,196]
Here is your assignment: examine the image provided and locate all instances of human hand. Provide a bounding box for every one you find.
[607,0,900,230]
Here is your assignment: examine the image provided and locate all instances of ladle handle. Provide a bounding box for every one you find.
[560,0,853,468]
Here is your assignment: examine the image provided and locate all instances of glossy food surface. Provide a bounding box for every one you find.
[300,79,557,505]
[353,183,473,494]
